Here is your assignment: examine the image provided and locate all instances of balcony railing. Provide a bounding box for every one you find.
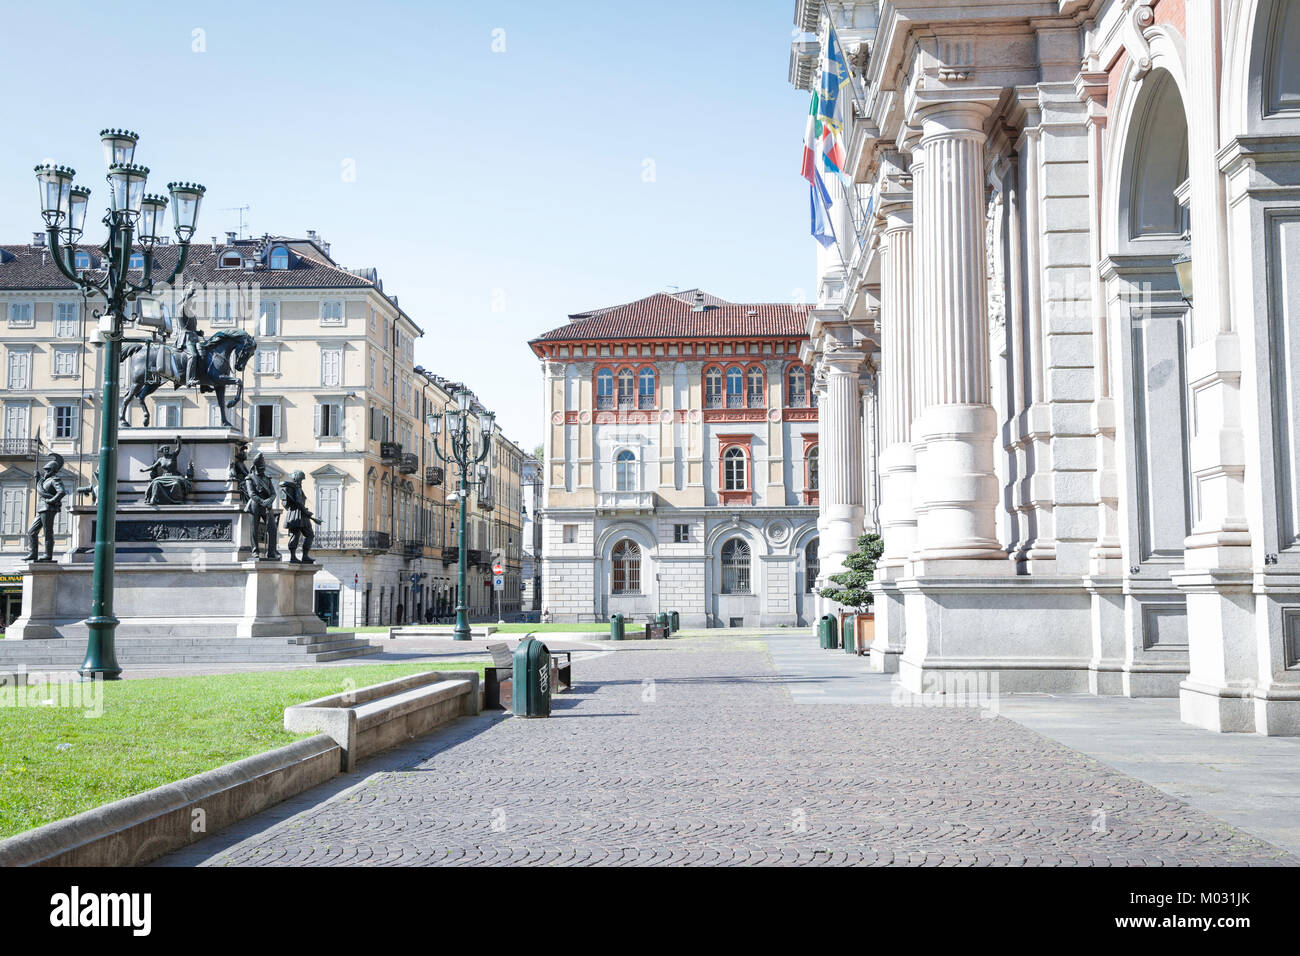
[726,392,745,408]
[705,393,722,409]
[398,453,419,475]
[638,393,655,409]
[747,389,764,408]
[402,539,424,559]
[379,441,402,462]
[424,465,444,486]
[313,531,391,552]
[442,546,459,565]
[0,438,42,458]
[596,490,655,514]
[596,395,614,410]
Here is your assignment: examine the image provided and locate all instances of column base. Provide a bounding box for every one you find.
[867,572,905,673]
[1179,678,1256,733]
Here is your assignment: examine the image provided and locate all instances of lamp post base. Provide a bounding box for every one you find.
[453,607,471,641]
[80,615,122,680]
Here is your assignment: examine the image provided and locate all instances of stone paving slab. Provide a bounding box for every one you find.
[159,633,1296,867]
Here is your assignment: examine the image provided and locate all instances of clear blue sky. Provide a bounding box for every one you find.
[0,0,815,451]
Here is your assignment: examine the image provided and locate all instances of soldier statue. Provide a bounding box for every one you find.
[228,441,251,506]
[25,453,66,563]
[279,470,320,564]
[242,453,280,560]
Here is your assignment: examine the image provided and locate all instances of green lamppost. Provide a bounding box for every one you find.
[427,388,495,641]
[34,130,205,679]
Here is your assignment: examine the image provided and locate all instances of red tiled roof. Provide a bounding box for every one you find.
[530,291,810,345]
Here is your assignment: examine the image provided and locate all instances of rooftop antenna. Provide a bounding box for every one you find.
[222,205,251,239]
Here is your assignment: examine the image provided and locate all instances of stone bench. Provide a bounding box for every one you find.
[284,670,481,772]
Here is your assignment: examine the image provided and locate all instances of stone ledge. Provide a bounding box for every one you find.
[284,670,482,772]
[0,735,342,867]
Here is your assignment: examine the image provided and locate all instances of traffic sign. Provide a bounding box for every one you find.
[493,563,504,575]
[493,575,504,591]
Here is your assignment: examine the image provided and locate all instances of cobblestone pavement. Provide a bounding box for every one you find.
[184,634,1295,866]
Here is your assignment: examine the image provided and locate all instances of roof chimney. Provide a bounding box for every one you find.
[211,236,218,251]
[32,232,45,247]
[225,231,237,244]
[306,230,318,242]
[692,291,706,312]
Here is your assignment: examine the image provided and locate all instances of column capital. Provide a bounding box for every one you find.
[822,348,866,374]
[913,90,1000,143]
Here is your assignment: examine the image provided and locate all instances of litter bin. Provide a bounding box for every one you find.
[656,612,669,632]
[669,610,680,633]
[842,616,855,654]
[818,614,837,650]
[610,613,625,642]
[512,636,551,717]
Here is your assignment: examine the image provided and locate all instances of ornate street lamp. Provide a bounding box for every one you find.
[429,388,495,640]
[34,129,204,680]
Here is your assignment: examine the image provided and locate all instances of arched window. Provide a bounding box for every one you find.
[705,366,723,407]
[597,368,614,409]
[726,367,744,407]
[805,539,819,592]
[787,366,807,407]
[721,538,751,594]
[612,539,641,594]
[615,449,636,491]
[269,247,290,270]
[807,444,819,490]
[723,446,747,491]
[746,366,764,407]
[617,368,635,407]
[638,367,656,408]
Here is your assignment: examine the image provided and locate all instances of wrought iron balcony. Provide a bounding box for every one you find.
[0,438,42,459]
[442,545,459,565]
[424,465,444,485]
[596,395,614,410]
[402,539,424,558]
[638,394,655,410]
[705,393,722,409]
[313,531,391,552]
[398,453,419,474]
[379,441,402,462]
[747,389,765,408]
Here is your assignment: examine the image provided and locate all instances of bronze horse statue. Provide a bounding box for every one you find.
[119,329,255,427]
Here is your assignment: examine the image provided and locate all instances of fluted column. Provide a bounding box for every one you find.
[912,101,1002,561]
[820,349,865,579]
[878,197,917,563]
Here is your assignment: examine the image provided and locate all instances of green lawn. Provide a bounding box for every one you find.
[0,661,485,839]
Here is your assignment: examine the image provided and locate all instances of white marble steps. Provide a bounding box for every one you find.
[0,634,380,666]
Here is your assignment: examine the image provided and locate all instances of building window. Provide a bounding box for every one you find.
[7,351,31,390]
[54,302,79,338]
[321,347,343,387]
[787,366,808,407]
[50,403,77,440]
[596,368,614,410]
[705,366,723,408]
[638,367,656,408]
[259,300,279,336]
[52,348,78,378]
[723,446,747,491]
[73,251,91,271]
[155,401,182,428]
[255,347,279,374]
[726,367,744,408]
[615,449,636,491]
[6,303,33,329]
[321,300,344,326]
[254,402,279,439]
[220,253,243,269]
[562,524,577,544]
[270,247,290,270]
[721,538,751,594]
[129,252,145,270]
[807,444,819,490]
[805,539,819,591]
[210,292,237,326]
[611,539,641,594]
[616,368,635,409]
[673,523,689,543]
[1,485,26,535]
[315,402,342,438]
[746,366,765,407]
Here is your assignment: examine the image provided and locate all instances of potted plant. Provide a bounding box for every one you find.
[817,532,884,652]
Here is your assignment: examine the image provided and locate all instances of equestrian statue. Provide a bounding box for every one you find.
[118,282,256,428]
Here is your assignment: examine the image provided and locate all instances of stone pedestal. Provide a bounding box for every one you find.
[5,426,323,642]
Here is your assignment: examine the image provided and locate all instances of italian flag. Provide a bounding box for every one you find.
[801,92,820,183]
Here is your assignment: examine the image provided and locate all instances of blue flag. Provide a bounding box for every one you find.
[810,167,835,248]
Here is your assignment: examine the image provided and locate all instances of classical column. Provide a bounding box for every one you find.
[878,193,917,562]
[906,130,931,557]
[911,100,1002,561]
[820,348,866,580]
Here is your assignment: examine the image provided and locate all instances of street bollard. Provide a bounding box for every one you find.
[512,636,552,717]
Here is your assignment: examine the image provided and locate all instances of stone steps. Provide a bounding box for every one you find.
[0,634,381,667]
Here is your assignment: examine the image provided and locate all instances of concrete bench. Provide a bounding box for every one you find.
[483,641,571,709]
[284,670,481,772]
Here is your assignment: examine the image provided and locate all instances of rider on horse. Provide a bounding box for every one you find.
[171,281,207,388]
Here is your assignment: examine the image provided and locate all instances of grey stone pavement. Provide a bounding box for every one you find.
[158,631,1300,867]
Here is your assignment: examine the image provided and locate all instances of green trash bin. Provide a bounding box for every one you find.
[843,616,855,654]
[669,610,679,633]
[818,614,837,649]
[656,612,669,632]
[512,636,552,718]
[610,613,625,642]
